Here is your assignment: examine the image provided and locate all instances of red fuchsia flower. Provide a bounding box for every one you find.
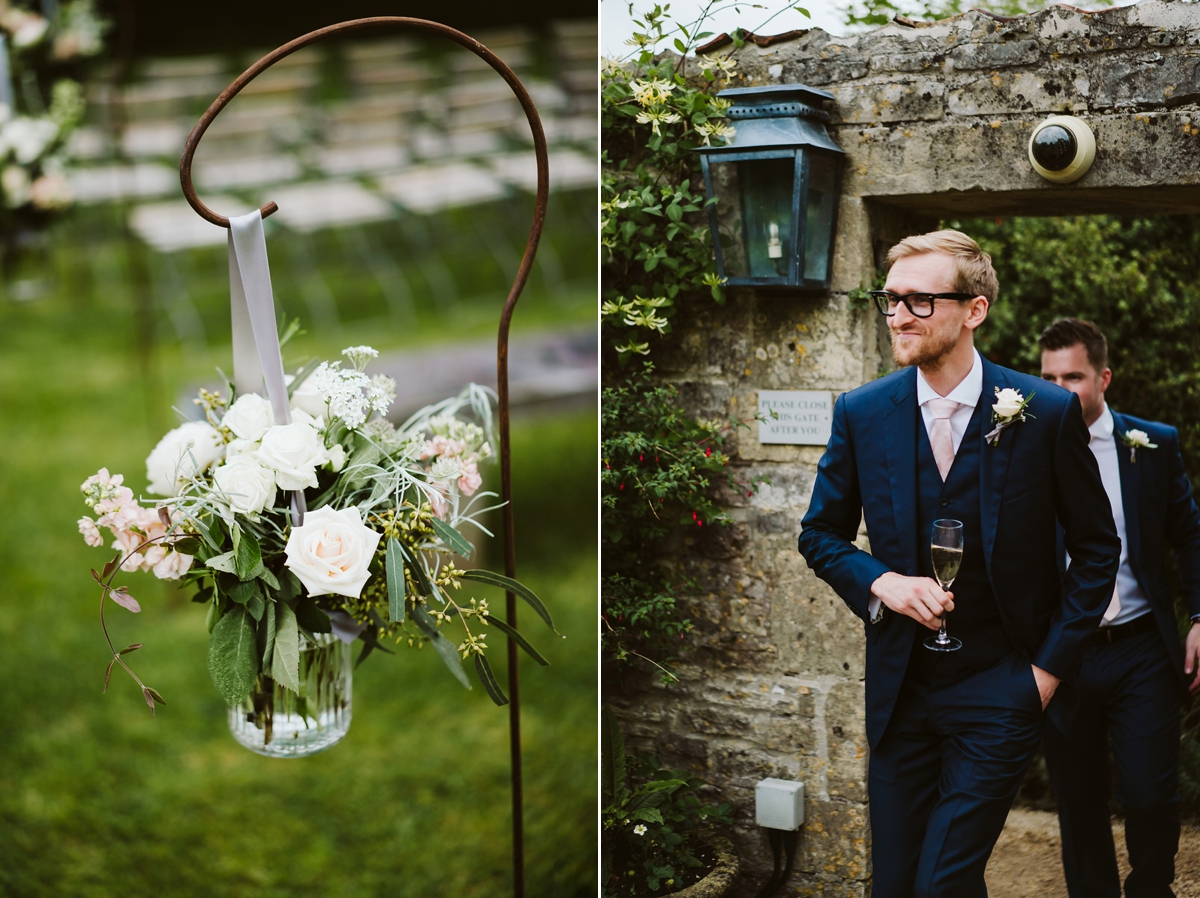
[639,454,644,461]
[619,483,625,491]
[705,447,712,457]
[697,520,703,527]
[692,511,697,520]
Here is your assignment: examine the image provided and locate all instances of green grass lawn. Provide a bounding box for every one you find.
[0,222,597,897]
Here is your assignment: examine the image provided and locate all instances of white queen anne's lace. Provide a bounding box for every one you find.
[310,347,396,430]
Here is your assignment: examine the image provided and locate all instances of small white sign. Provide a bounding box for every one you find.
[758,390,833,445]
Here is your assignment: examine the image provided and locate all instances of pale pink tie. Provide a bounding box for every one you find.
[928,398,959,481]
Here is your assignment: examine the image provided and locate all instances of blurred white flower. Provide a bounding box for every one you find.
[30,171,71,209]
[1,164,30,207]
[0,117,57,164]
[145,421,224,496]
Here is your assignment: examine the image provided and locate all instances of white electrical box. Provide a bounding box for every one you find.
[755,778,805,831]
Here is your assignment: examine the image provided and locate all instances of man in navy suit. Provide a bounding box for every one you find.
[798,230,1121,898]
[1039,318,1200,898]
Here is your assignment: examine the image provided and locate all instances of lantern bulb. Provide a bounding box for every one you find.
[767,221,783,259]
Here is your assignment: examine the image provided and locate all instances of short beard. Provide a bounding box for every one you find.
[891,326,959,370]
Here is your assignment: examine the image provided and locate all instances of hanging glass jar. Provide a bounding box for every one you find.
[228,633,352,758]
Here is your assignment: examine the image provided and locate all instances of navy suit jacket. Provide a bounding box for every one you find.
[1055,410,1200,692]
[798,357,1121,748]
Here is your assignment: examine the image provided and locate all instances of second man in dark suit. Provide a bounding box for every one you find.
[1040,318,1200,898]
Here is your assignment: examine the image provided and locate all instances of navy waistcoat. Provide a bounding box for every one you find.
[908,400,1014,682]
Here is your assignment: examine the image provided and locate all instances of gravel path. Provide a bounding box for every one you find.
[986,809,1200,897]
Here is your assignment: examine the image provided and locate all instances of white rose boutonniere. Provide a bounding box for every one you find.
[284,504,381,599]
[1120,428,1158,463]
[985,387,1035,447]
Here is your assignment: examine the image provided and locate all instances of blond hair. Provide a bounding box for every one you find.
[885,229,999,303]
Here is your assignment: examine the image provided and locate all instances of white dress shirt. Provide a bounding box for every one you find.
[1065,402,1150,627]
[870,351,984,620]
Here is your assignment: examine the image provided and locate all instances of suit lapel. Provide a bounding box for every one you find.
[883,368,919,576]
[979,358,1016,579]
[1111,410,1142,571]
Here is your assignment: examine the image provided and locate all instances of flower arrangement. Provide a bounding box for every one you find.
[79,343,556,751]
[0,0,106,222]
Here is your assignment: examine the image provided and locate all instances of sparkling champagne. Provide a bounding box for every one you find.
[926,519,964,653]
[930,545,962,588]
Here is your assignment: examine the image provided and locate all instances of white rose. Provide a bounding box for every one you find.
[1126,429,1152,447]
[222,393,275,441]
[212,456,277,515]
[224,438,259,459]
[993,388,1025,418]
[145,421,224,496]
[291,371,330,419]
[327,443,346,472]
[284,504,381,599]
[257,422,327,491]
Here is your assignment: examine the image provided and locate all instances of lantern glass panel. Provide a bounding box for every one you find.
[802,153,837,285]
[739,157,795,279]
[707,156,795,280]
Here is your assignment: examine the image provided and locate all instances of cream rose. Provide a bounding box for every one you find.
[222,393,275,441]
[284,504,381,599]
[257,422,327,491]
[145,421,224,496]
[993,388,1025,419]
[1125,429,1155,448]
[291,371,330,420]
[212,456,277,515]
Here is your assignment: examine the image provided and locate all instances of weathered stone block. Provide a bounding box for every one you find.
[830,79,946,124]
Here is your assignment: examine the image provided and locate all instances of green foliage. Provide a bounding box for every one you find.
[602,5,779,684]
[843,0,1042,27]
[601,5,745,359]
[601,706,733,897]
[602,363,763,681]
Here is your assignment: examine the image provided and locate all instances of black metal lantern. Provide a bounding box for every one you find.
[697,84,844,291]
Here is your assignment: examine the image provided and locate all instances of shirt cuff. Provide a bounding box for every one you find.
[869,597,884,624]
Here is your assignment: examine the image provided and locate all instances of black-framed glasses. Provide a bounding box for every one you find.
[870,291,977,318]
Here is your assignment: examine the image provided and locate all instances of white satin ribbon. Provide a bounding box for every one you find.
[227,210,306,526]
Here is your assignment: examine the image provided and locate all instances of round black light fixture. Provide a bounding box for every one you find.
[1028,116,1095,184]
[1030,125,1076,171]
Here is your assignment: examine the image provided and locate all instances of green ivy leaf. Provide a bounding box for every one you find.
[410,603,471,690]
[458,570,557,634]
[386,538,406,623]
[486,616,550,666]
[430,518,473,558]
[474,653,509,706]
[207,606,259,706]
[271,601,300,693]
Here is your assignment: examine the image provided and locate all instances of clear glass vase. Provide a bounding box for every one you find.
[227,633,352,758]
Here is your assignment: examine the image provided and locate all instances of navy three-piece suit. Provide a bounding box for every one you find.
[1044,410,1200,898]
[798,357,1121,898]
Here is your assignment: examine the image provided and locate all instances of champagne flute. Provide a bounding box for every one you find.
[924,519,963,652]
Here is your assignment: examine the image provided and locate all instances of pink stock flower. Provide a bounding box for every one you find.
[153,550,193,580]
[78,516,103,547]
[457,460,482,496]
[427,483,450,519]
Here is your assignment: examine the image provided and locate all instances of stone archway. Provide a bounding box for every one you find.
[611,3,1200,894]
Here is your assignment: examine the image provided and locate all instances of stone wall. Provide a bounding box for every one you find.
[607,2,1200,894]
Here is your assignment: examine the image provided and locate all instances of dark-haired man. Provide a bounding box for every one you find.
[798,232,1120,897]
[1040,317,1200,898]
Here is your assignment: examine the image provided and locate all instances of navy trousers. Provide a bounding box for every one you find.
[868,651,1044,898]
[1042,627,1181,898]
